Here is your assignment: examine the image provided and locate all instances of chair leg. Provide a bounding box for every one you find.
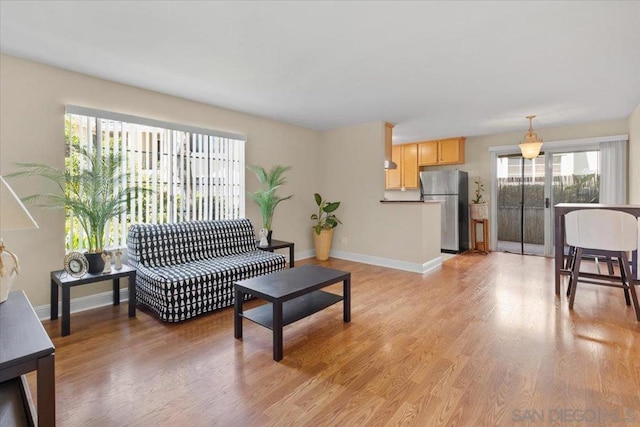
[569,247,583,310]
[619,253,640,321]
[606,256,615,275]
[566,246,576,297]
[619,256,631,306]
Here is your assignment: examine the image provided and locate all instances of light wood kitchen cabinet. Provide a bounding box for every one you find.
[386,145,402,189]
[384,122,394,164]
[418,137,465,166]
[386,143,418,190]
[418,140,438,165]
[402,143,419,188]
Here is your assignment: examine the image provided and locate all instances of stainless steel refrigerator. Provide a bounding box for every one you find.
[420,170,469,253]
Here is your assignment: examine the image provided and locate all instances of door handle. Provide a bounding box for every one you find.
[545,197,550,208]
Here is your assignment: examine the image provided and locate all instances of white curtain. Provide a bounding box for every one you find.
[599,139,627,204]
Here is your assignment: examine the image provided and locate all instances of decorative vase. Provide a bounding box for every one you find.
[313,228,334,261]
[259,228,269,247]
[85,252,105,275]
[470,202,489,220]
[114,250,123,270]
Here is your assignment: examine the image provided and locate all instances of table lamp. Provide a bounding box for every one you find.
[0,176,39,303]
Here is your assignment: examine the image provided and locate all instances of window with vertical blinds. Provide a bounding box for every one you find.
[64,106,246,251]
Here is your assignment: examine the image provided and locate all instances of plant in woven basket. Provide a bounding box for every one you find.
[470,177,489,220]
[311,193,341,235]
[311,193,341,261]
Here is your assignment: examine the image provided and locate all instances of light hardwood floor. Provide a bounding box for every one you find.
[32,252,640,426]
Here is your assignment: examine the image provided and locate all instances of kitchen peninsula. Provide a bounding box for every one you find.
[376,200,442,274]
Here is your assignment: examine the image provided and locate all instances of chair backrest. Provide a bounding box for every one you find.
[565,209,638,252]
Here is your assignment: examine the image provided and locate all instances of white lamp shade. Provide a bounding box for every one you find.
[519,142,543,159]
[0,176,39,231]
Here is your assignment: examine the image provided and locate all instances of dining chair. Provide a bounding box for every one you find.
[565,209,640,321]
[565,248,618,298]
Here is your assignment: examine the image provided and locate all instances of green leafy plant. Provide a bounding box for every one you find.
[8,145,150,252]
[246,164,293,230]
[311,193,341,235]
[472,178,485,204]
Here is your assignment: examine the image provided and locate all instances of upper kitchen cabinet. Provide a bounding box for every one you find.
[402,143,419,188]
[386,143,418,190]
[386,144,402,189]
[418,137,466,166]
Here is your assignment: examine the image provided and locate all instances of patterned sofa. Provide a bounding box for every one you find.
[127,219,286,322]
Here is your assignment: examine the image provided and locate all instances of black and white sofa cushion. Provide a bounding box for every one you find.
[127,219,286,322]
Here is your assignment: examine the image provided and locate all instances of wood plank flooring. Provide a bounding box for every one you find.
[32,252,640,426]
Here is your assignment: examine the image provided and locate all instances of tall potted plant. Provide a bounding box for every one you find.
[311,193,341,261]
[246,164,293,243]
[9,144,149,273]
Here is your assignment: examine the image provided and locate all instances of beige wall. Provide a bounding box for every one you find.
[629,104,640,204]
[319,122,441,266]
[0,54,321,306]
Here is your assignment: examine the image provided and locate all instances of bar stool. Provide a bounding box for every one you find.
[565,209,640,321]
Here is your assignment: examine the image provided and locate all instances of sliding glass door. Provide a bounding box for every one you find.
[490,136,626,257]
[545,150,600,255]
[493,148,601,257]
[496,154,545,255]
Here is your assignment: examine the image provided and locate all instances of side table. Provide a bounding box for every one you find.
[257,239,295,268]
[0,291,56,426]
[50,263,136,336]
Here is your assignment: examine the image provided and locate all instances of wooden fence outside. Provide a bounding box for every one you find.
[496,174,599,244]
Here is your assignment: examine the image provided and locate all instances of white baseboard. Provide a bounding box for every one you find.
[294,249,315,261]
[35,288,130,321]
[329,249,442,274]
[421,257,443,275]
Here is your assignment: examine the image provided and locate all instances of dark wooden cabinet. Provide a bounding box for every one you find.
[0,291,56,426]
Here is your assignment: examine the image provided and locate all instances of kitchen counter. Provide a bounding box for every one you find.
[372,200,442,273]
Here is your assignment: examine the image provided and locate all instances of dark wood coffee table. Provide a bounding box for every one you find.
[234,265,351,361]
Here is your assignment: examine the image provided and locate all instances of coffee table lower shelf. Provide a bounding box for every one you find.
[241,290,343,329]
[234,265,351,361]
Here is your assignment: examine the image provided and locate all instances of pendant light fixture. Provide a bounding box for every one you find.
[519,115,543,159]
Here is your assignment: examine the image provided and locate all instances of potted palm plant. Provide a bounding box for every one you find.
[311,193,341,261]
[9,144,149,273]
[246,164,293,244]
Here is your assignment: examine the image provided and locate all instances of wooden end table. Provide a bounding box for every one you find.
[50,264,136,336]
[234,265,350,361]
[257,239,295,267]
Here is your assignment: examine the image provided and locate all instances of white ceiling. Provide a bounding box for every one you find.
[1,1,639,143]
